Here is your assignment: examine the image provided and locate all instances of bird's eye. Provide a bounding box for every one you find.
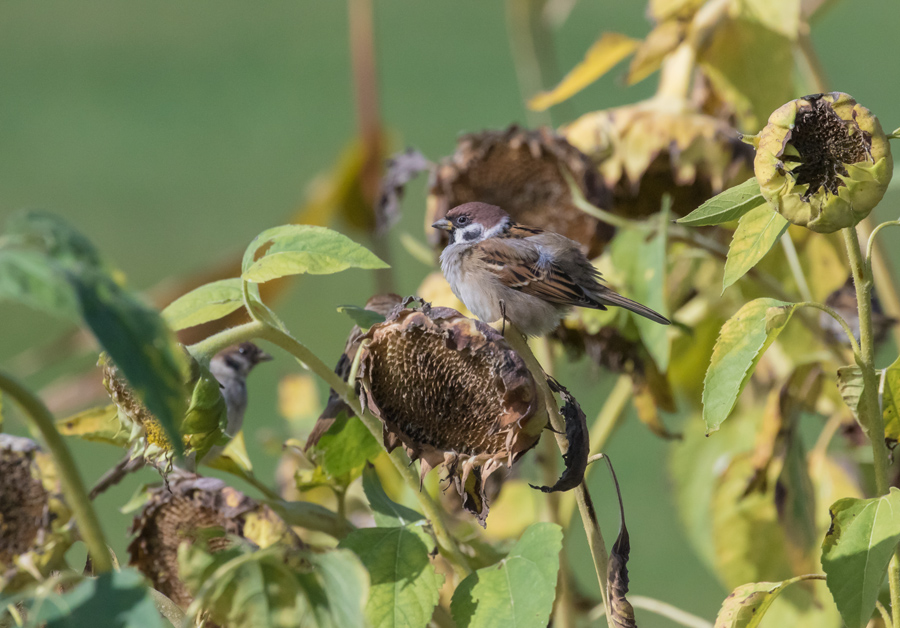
[457,215,468,225]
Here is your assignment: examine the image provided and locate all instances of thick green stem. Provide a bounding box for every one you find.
[844,226,900,622]
[0,370,113,574]
[503,328,613,625]
[843,227,890,492]
[188,321,472,579]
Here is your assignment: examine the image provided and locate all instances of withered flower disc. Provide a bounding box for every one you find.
[358,304,542,486]
[427,125,615,257]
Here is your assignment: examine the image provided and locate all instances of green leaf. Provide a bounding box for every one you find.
[722,205,789,291]
[4,209,108,272]
[180,359,228,460]
[702,298,793,433]
[71,269,188,454]
[714,575,825,628]
[242,225,388,283]
[451,522,562,628]
[29,568,164,628]
[362,465,423,527]
[0,249,79,319]
[162,278,245,331]
[337,305,386,330]
[314,413,382,481]
[266,500,357,539]
[179,542,368,628]
[340,523,443,628]
[881,355,900,444]
[822,489,900,628]
[678,178,766,226]
[630,207,670,371]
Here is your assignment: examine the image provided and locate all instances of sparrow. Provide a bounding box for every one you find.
[432,202,670,336]
[89,342,272,498]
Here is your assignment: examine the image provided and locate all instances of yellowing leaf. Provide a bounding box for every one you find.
[702,298,793,433]
[881,356,900,444]
[528,33,639,111]
[723,205,790,291]
[714,575,825,628]
[56,404,130,447]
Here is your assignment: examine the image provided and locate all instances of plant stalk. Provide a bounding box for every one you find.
[0,370,113,574]
[503,328,613,625]
[843,226,900,623]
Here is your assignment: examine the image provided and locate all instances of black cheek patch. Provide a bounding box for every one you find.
[462,229,480,242]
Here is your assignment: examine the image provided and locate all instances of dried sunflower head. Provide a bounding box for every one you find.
[100,348,228,469]
[427,125,615,257]
[0,435,73,592]
[127,472,297,608]
[357,302,543,523]
[753,92,893,233]
[563,102,754,217]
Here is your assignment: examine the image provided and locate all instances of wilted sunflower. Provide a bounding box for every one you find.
[427,125,615,257]
[0,435,73,592]
[356,302,543,524]
[128,472,297,608]
[100,348,227,471]
[752,92,893,233]
[563,102,754,218]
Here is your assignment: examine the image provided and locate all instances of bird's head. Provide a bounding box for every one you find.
[432,202,510,245]
[212,342,273,379]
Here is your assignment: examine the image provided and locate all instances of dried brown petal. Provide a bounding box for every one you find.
[358,303,543,523]
[564,102,754,218]
[427,125,615,257]
[128,472,298,608]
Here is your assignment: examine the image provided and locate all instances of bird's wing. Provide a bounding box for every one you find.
[474,238,603,309]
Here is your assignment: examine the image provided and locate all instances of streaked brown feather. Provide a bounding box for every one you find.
[475,236,606,310]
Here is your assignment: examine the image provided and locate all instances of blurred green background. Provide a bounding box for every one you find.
[1,1,898,625]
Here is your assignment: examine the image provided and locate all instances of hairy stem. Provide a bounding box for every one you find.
[503,328,613,625]
[844,226,900,621]
[188,320,472,579]
[0,370,113,574]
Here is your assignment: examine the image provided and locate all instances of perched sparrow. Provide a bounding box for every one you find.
[433,202,670,336]
[89,342,271,498]
[305,293,403,450]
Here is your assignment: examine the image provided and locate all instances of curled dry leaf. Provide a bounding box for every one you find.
[427,125,615,257]
[564,101,754,218]
[377,148,432,235]
[128,472,299,609]
[531,377,589,493]
[0,435,73,592]
[601,455,636,628]
[357,301,544,525]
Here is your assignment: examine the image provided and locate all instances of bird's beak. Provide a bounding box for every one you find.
[431,219,453,231]
[257,350,274,363]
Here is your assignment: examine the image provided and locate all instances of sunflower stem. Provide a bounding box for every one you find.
[504,327,613,627]
[843,226,900,622]
[0,369,113,574]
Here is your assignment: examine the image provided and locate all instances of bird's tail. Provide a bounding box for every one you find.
[594,289,671,325]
